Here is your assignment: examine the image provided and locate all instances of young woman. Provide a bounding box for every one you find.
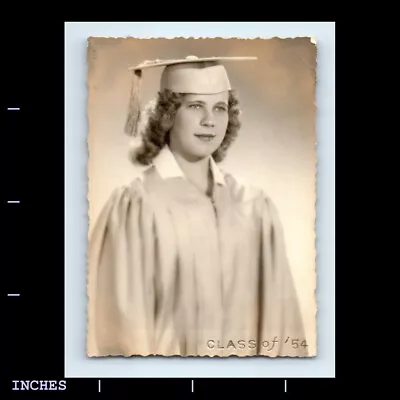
[87,56,308,357]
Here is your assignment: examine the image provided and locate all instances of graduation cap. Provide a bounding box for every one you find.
[124,55,258,136]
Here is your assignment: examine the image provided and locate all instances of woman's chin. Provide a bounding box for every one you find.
[186,143,220,159]
[187,149,216,161]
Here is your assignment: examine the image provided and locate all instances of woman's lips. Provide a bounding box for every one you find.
[194,133,216,142]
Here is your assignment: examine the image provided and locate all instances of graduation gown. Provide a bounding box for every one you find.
[87,148,308,357]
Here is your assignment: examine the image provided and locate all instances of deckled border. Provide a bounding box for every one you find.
[86,36,318,359]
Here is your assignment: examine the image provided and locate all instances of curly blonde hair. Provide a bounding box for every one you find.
[130,89,241,165]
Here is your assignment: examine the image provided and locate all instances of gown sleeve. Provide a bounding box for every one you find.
[259,195,310,357]
[87,179,156,356]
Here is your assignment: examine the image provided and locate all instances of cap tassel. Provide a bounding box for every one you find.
[124,69,142,136]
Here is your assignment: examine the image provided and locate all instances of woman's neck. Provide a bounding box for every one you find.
[171,150,213,195]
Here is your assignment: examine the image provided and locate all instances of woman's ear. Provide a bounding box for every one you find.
[161,113,174,131]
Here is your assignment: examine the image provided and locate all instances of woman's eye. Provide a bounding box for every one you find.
[215,106,227,112]
[188,104,201,109]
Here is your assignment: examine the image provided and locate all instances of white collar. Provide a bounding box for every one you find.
[152,145,226,186]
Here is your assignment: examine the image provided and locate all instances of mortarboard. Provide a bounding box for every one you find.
[124,55,258,136]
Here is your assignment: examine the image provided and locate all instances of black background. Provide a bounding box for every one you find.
[1,20,342,397]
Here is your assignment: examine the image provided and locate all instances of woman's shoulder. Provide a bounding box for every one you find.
[89,176,155,244]
[220,170,270,203]
[92,175,152,230]
[103,175,150,207]
[220,170,283,223]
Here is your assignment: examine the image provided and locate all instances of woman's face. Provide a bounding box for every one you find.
[169,91,229,161]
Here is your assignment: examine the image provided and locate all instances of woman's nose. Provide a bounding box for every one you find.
[201,111,215,127]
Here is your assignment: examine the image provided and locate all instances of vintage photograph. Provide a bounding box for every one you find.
[86,37,317,358]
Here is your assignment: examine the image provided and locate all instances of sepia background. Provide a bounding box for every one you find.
[87,37,317,354]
